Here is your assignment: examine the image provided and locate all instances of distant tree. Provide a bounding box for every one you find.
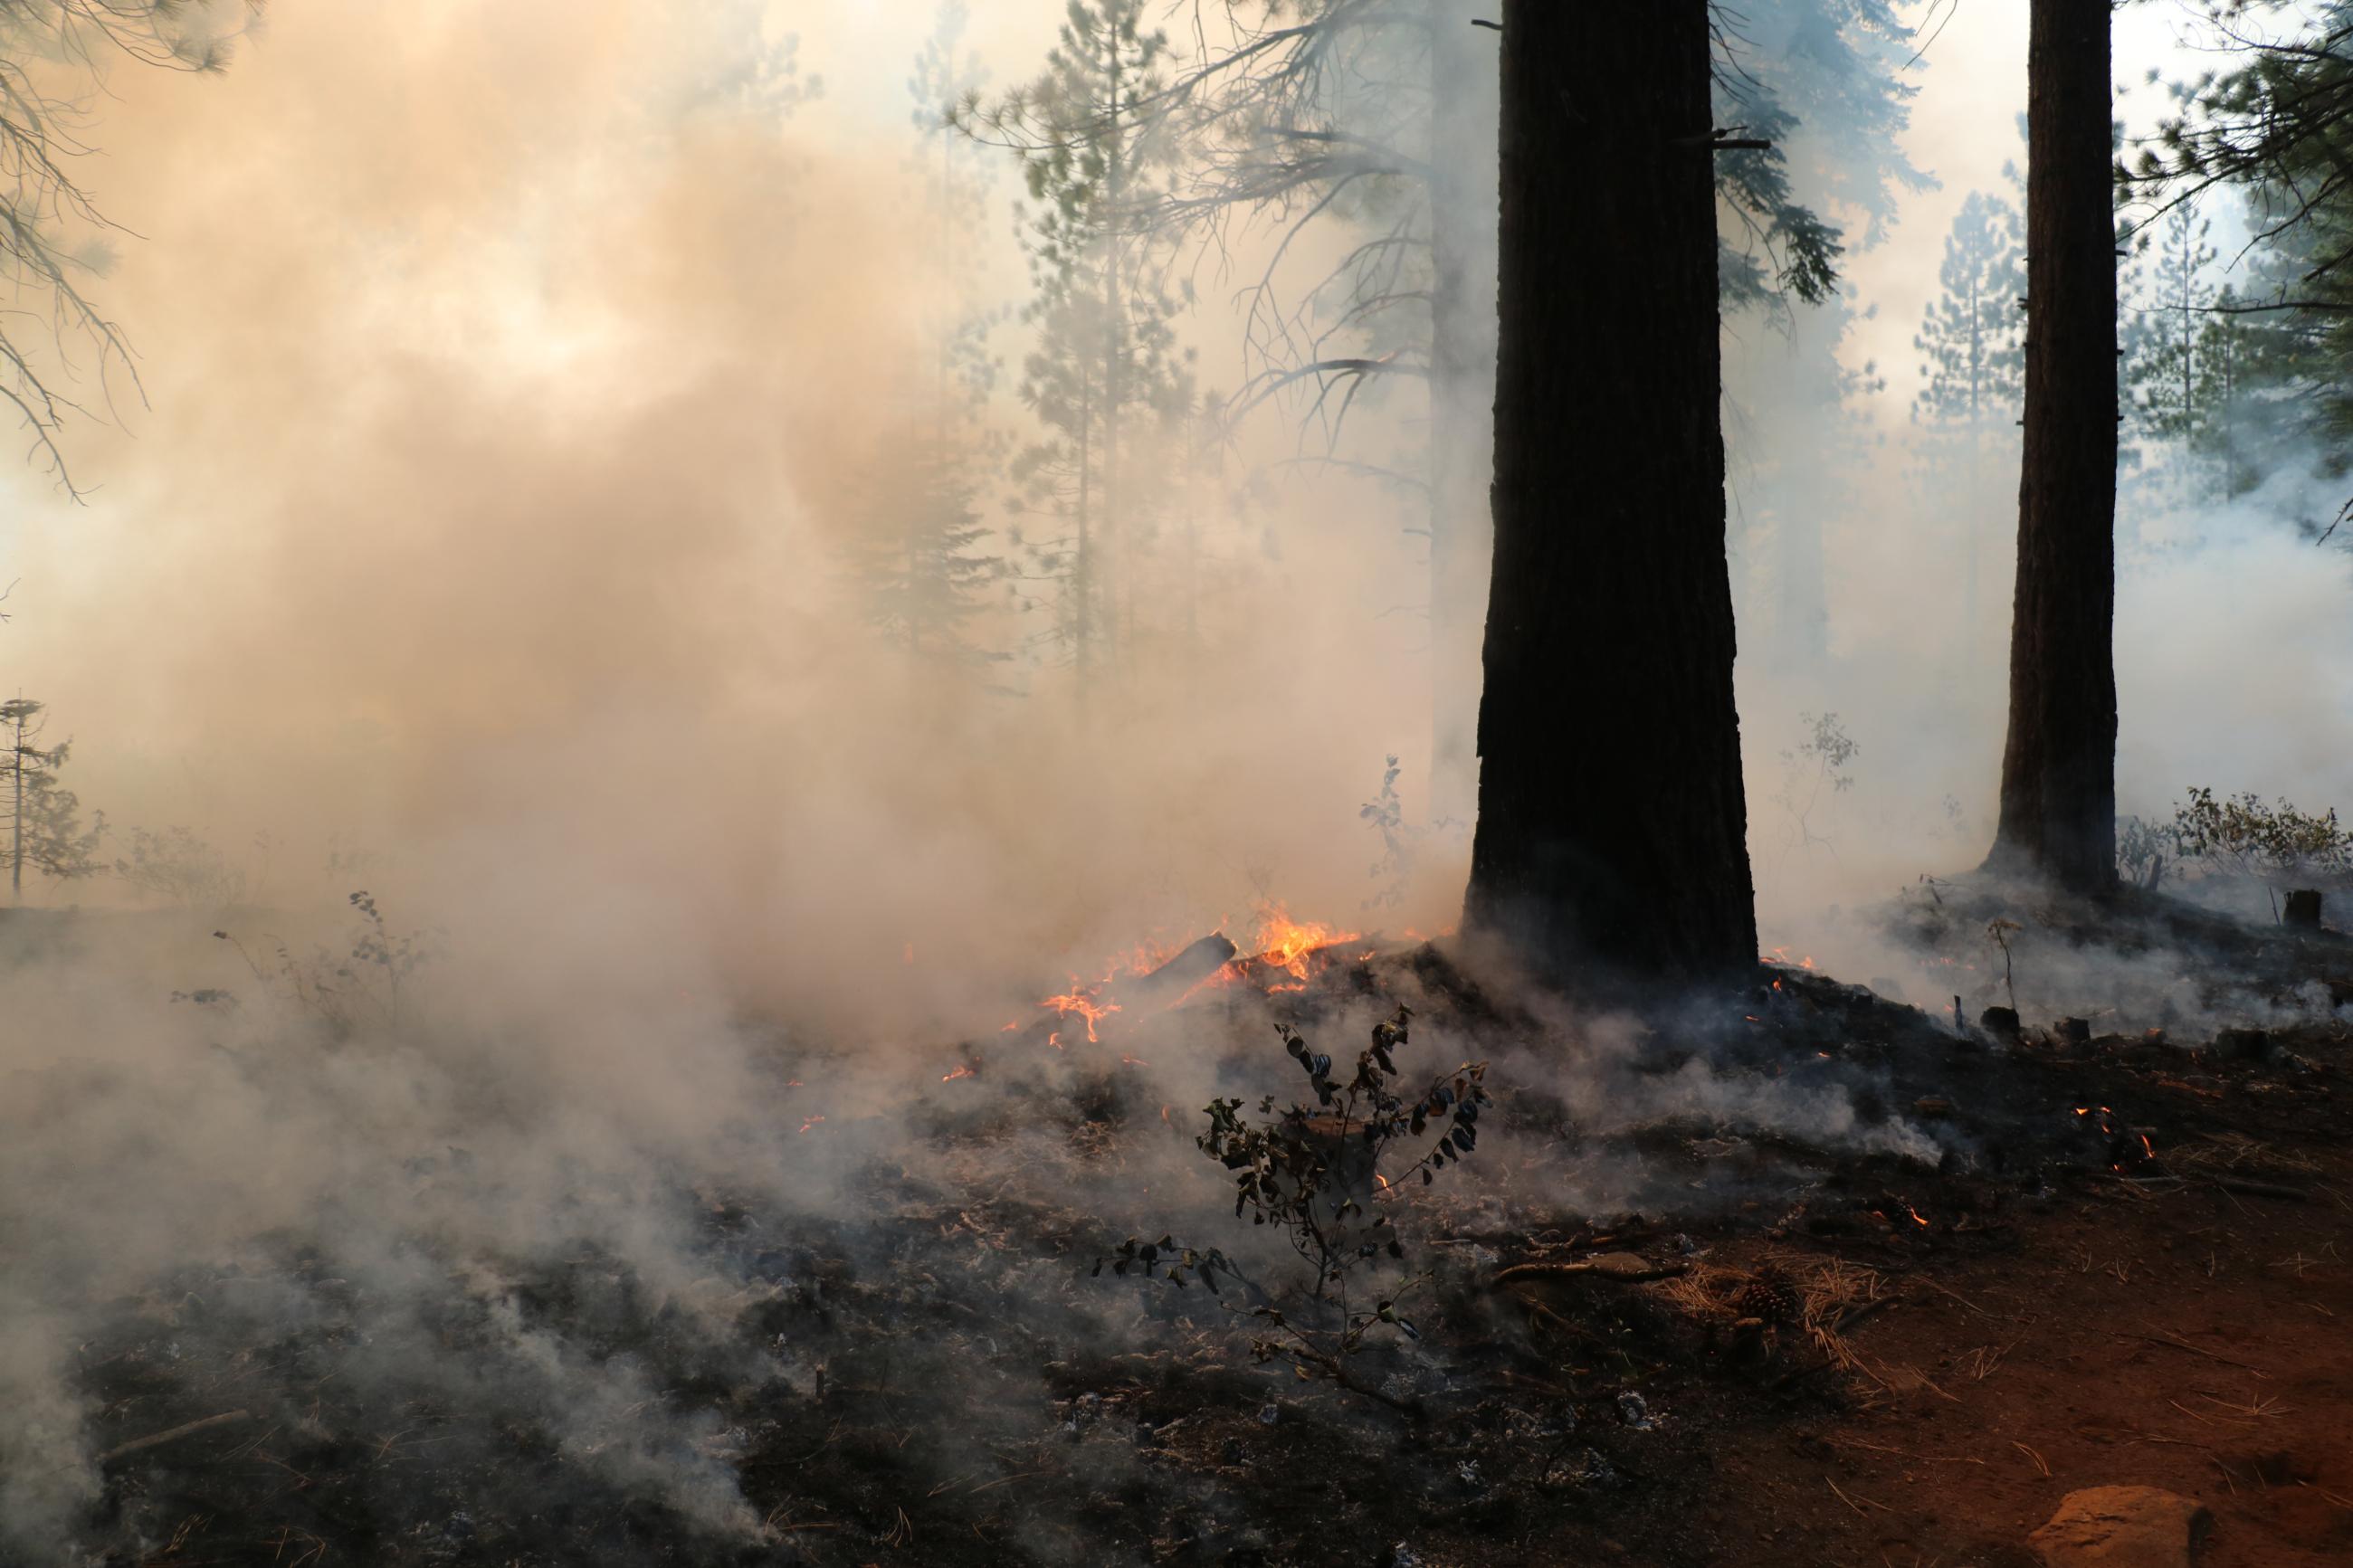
[847,433,1006,667]
[675,0,821,119]
[909,0,1003,431]
[2125,198,2222,496]
[963,0,1190,702]
[1913,191,2026,430]
[0,698,100,898]
[113,822,244,908]
[2132,3,2353,484]
[1910,186,2024,641]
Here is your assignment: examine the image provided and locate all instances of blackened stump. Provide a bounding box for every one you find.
[1466,0,1757,985]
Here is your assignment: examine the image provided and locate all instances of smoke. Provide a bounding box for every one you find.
[0,2,2342,1556]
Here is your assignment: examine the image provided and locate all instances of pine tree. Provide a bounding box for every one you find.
[0,698,102,900]
[1910,186,2024,644]
[1913,191,2026,429]
[971,0,1187,702]
[2126,199,2220,494]
[848,437,1006,667]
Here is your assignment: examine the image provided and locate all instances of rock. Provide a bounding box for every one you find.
[2029,1486,2209,1568]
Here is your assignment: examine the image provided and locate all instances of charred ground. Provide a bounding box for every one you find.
[33,898,2353,1568]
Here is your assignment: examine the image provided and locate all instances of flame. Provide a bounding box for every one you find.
[797,1116,825,1134]
[902,943,915,965]
[1904,1203,1930,1228]
[1120,1053,1148,1067]
[1039,985,1119,1043]
[941,1065,976,1083]
[1249,904,1362,981]
[1091,937,1182,988]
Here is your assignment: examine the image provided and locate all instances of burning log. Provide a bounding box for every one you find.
[1119,932,1239,1002]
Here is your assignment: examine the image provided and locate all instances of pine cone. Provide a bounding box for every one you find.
[1730,1268,1798,1325]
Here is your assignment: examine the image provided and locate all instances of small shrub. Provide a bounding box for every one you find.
[2169,787,2352,917]
[1095,1006,1493,1414]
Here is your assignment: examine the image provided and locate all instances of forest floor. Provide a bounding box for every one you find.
[38,890,2353,1568]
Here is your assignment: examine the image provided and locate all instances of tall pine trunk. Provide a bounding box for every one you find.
[1465,0,1757,985]
[1987,0,2117,891]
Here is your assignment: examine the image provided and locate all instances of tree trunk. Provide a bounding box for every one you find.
[1464,0,1757,985]
[1987,0,2118,892]
[1424,0,1498,827]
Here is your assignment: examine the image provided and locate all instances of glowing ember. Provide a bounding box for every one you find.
[797,1116,825,1134]
[941,1065,976,1083]
[1119,1054,1149,1067]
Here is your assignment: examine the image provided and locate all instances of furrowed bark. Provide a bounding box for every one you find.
[1988,0,2119,892]
[1464,0,1757,985]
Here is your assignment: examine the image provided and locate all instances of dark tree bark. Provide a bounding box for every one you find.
[1464,0,1757,986]
[1987,0,2119,892]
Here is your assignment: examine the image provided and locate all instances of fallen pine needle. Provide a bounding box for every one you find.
[1827,1478,1891,1515]
[2014,1440,2051,1478]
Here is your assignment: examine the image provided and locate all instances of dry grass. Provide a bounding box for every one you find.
[2166,1131,2323,1179]
[1656,1252,1891,1382]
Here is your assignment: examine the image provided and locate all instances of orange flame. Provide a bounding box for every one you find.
[1039,986,1119,1043]
[797,1115,825,1134]
[1249,903,1362,981]
[941,1065,976,1083]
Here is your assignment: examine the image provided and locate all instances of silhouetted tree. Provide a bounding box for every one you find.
[1465,0,1757,986]
[1986,0,2119,891]
[1,698,100,898]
